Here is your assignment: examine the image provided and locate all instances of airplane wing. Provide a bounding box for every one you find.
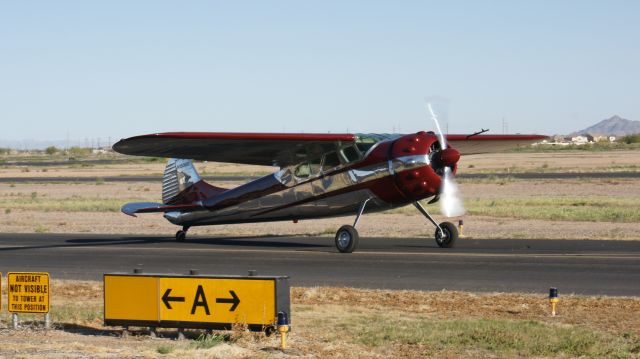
[446,134,548,155]
[113,132,356,167]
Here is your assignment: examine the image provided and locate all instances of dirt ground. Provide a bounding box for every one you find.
[0,161,274,178]
[1,178,638,240]
[2,150,639,178]
[0,281,638,358]
[458,150,640,173]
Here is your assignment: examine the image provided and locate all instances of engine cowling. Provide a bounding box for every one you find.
[390,131,459,202]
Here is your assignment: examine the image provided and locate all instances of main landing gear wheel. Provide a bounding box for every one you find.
[435,221,458,248]
[176,226,189,242]
[335,225,359,253]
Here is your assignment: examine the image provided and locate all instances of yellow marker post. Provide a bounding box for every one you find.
[458,220,464,237]
[277,311,290,350]
[7,272,51,329]
[549,287,559,316]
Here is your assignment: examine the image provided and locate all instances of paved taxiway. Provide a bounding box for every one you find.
[1,234,638,296]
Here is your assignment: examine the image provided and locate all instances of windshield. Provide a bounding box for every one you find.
[354,133,400,155]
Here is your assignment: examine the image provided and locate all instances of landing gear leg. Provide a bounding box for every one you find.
[176,226,190,242]
[335,198,371,253]
[413,201,458,248]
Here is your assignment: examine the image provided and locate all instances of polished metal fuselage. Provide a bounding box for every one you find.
[164,150,433,227]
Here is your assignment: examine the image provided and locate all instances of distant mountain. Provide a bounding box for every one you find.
[569,115,640,137]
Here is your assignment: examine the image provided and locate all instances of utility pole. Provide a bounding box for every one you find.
[502,118,508,134]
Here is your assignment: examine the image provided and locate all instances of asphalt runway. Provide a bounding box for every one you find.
[1,233,638,296]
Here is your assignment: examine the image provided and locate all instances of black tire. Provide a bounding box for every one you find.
[335,225,359,253]
[435,221,458,248]
[176,230,186,242]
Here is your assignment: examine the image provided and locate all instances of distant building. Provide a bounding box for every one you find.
[571,135,590,144]
[543,135,571,146]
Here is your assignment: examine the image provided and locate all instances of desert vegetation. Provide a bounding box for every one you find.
[0,281,638,358]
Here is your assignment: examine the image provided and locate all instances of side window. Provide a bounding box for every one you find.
[294,163,310,178]
[340,145,361,163]
[356,142,375,154]
[309,157,321,176]
[322,151,341,172]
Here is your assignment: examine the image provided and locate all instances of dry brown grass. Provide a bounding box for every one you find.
[2,151,640,240]
[293,287,640,334]
[2,178,639,239]
[459,150,640,174]
[1,281,639,358]
[0,161,274,178]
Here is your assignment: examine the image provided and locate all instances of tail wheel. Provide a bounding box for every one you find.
[335,225,359,253]
[435,222,458,248]
[176,230,186,242]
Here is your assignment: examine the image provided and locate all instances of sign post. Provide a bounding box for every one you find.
[104,273,290,332]
[7,272,51,329]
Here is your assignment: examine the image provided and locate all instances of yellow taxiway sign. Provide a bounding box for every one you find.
[104,273,290,331]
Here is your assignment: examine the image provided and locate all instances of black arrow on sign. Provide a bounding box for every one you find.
[162,288,185,309]
[216,290,240,311]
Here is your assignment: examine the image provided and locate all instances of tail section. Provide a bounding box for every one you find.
[162,158,227,205]
[121,158,226,217]
[162,158,202,204]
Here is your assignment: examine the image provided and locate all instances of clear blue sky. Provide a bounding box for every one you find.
[1,1,638,143]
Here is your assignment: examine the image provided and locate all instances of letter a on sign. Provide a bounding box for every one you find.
[191,285,210,315]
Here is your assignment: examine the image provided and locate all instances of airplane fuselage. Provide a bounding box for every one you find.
[165,131,452,227]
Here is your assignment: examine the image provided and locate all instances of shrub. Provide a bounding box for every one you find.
[621,133,640,144]
[66,147,92,157]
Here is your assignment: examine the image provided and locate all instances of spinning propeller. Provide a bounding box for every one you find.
[426,103,465,217]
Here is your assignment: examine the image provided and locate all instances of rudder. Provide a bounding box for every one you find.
[162,158,202,204]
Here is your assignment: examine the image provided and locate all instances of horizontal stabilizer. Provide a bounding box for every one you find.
[122,202,205,217]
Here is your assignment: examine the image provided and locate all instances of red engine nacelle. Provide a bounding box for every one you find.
[358,131,461,205]
[390,131,459,202]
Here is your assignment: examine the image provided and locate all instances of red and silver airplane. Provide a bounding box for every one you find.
[113,128,545,253]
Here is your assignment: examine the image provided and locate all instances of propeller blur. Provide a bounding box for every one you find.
[427,102,465,218]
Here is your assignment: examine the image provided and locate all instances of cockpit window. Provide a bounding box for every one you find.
[340,145,361,163]
[355,133,400,155]
[294,163,310,178]
[294,156,321,180]
[309,157,321,175]
[322,151,341,172]
[355,139,377,154]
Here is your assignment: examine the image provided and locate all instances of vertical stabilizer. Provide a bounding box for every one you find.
[162,159,202,204]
